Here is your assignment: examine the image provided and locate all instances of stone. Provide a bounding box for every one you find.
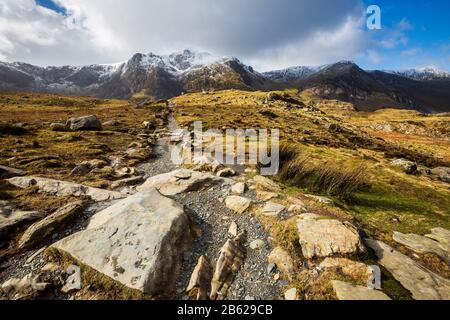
[1,273,50,300]
[268,247,294,278]
[18,201,86,249]
[426,228,450,250]
[137,169,229,196]
[50,122,68,132]
[66,115,102,131]
[225,196,252,214]
[125,148,152,160]
[288,204,307,214]
[217,168,236,177]
[0,165,26,178]
[228,221,238,237]
[284,288,297,300]
[319,258,372,280]
[331,281,391,300]
[390,158,417,174]
[231,182,246,195]
[70,164,90,176]
[110,176,144,189]
[297,219,365,259]
[255,190,279,201]
[393,231,449,263]
[253,175,281,193]
[51,189,192,295]
[0,210,43,240]
[186,256,212,300]
[365,239,450,300]
[210,232,247,300]
[61,265,81,294]
[430,167,450,183]
[7,176,126,202]
[249,239,265,250]
[81,159,109,169]
[304,194,333,204]
[261,202,286,217]
[367,265,382,290]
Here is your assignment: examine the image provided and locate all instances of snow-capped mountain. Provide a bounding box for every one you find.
[384,67,450,81]
[0,50,449,113]
[0,50,271,99]
[263,66,320,83]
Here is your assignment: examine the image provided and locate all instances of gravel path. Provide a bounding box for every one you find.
[1,112,284,300]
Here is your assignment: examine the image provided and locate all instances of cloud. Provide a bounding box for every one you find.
[379,18,412,49]
[0,0,370,70]
[401,48,421,56]
[367,49,382,64]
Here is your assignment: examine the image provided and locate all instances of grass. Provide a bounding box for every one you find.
[0,91,167,187]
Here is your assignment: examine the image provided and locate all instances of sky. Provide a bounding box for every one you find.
[0,0,448,71]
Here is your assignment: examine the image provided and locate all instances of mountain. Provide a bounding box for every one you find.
[263,65,320,83]
[383,68,450,81]
[0,50,273,99]
[0,50,449,113]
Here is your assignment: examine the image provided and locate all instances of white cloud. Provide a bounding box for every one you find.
[367,49,382,64]
[0,0,370,70]
[401,48,421,56]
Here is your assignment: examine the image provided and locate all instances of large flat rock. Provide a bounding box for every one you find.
[332,280,391,300]
[297,218,365,259]
[366,239,450,300]
[7,176,125,202]
[137,169,230,196]
[393,231,449,264]
[51,189,192,295]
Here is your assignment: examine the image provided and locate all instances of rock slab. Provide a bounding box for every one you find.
[51,189,192,295]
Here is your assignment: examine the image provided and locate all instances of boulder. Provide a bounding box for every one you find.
[253,175,281,193]
[66,115,102,131]
[331,280,391,300]
[430,167,450,183]
[0,165,26,179]
[51,189,193,295]
[6,176,125,202]
[210,232,247,300]
[0,210,43,240]
[186,256,212,300]
[390,158,417,174]
[110,176,144,189]
[18,201,86,249]
[70,164,90,176]
[393,231,449,263]
[304,194,333,204]
[50,122,68,132]
[297,218,365,259]
[425,228,450,250]
[268,247,294,278]
[225,196,252,214]
[261,202,286,218]
[137,169,229,196]
[366,239,450,300]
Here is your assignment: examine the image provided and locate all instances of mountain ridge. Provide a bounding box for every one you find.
[1,50,449,113]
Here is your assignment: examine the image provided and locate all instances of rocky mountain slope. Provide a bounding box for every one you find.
[0,51,449,113]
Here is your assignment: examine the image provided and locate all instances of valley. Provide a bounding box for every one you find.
[0,89,449,300]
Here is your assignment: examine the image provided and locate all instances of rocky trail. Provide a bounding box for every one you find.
[1,111,449,301]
